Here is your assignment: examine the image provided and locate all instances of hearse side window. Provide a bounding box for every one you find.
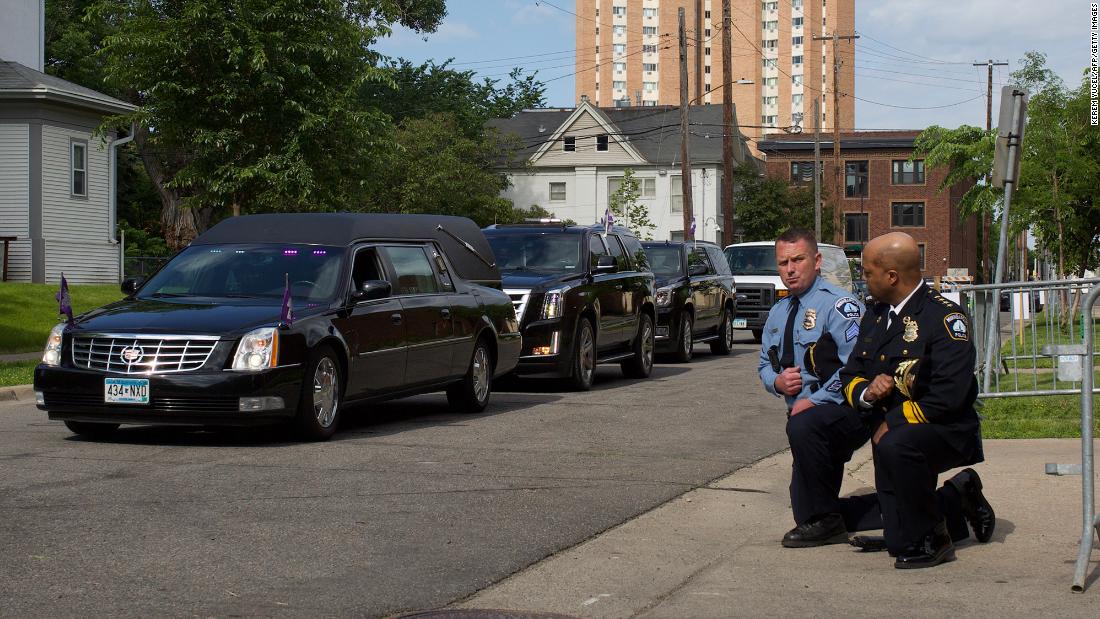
[588,234,609,269]
[430,244,455,291]
[706,246,732,275]
[351,247,383,292]
[620,234,650,271]
[384,245,440,295]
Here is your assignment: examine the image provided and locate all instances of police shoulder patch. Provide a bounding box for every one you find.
[944,312,969,341]
[834,297,861,319]
[825,380,842,392]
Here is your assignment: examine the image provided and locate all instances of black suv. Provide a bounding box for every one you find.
[482,222,656,390]
[642,241,737,362]
[34,213,521,441]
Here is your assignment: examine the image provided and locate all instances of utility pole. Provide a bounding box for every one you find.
[679,8,694,240]
[813,98,821,240]
[813,32,858,243]
[721,0,734,246]
[974,59,1008,282]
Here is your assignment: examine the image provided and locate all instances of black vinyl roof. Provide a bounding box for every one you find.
[483,223,638,237]
[193,213,501,286]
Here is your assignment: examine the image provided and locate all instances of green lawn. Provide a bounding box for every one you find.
[0,283,124,354]
[980,394,1099,439]
[0,360,37,388]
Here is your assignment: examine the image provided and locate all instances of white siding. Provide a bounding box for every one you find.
[40,124,118,283]
[535,111,639,167]
[0,123,31,281]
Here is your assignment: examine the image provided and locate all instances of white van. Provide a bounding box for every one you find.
[723,241,854,341]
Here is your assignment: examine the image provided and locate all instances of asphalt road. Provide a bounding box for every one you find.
[0,335,788,617]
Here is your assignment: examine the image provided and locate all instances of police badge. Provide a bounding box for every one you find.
[894,358,919,399]
[802,308,817,330]
[902,316,919,342]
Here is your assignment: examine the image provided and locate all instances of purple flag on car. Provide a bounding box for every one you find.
[55,273,74,326]
[604,207,614,235]
[279,273,294,327]
[690,216,696,237]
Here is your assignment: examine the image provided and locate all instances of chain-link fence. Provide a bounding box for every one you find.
[123,256,170,280]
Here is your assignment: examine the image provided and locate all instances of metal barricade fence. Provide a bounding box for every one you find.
[948,278,1100,592]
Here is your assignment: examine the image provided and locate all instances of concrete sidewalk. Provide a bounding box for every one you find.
[454,439,1098,618]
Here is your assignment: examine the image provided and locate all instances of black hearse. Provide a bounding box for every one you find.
[482,221,656,390]
[34,213,521,441]
[642,240,737,362]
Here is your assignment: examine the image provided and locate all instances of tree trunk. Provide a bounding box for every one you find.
[133,125,211,251]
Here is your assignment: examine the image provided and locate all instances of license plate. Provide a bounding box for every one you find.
[733,318,748,329]
[104,378,150,404]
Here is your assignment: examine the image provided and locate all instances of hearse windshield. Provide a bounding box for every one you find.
[724,246,779,276]
[138,244,345,301]
[487,233,584,274]
[643,246,683,278]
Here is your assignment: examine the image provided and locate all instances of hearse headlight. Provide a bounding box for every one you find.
[232,327,280,371]
[41,323,66,366]
[541,286,569,320]
[655,286,674,307]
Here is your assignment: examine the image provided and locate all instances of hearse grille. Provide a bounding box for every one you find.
[71,334,220,374]
[504,289,531,323]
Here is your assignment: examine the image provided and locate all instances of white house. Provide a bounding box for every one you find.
[488,99,757,243]
[0,1,136,284]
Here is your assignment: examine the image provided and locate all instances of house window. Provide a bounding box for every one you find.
[705,28,711,37]
[644,7,657,17]
[613,25,626,35]
[704,66,711,74]
[762,20,778,30]
[643,81,658,91]
[71,140,87,197]
[762,39,778,49]
[642,100,656,107]
[549,182,567,202]
[792,36,803,46]
[763,58,777,69]
[609,177,656,199]
[613,80,626,90]
[643,44,658,53]
[792,93,804,105]
[792,0,803,7]
[790,161,817,185]
[793,16,804,27]
[762,96,778,106]
[613,44,626,54]
[643,26,658,35]
[792,55,804,65]
[762,1,779,10]
[845,213,869,243]
[792,74,803,86]
[705,10,711,18]
[612,6,626,16]
[563,136,576,152]
[614,62,626,73]
[892,159,926,184]
[705,83,711,92]
[671,176,683,213]
[643,63,658,72]
[765,77,778,87]
[596,135,609,151]
[891,202,925,227]
[761,115,777,125]
[845,161,868,197]
[705,47,711,56]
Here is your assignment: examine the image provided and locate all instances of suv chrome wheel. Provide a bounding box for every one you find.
[623,313,654,378]
[448,338,494,412]
[296,347,342,441]
[710,308,735,355]
[673,312,693,362]
[313,356,339,428]
[570,318,596,391]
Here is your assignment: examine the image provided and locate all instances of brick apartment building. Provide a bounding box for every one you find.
[575,0,855,147]
[758,131,977,278]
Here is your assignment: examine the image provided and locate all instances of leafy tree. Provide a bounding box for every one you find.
[608,169,655,240]
[88,0,447,249]
[363,59,545,138]
[362,113,516,226]
[735,163,828,241]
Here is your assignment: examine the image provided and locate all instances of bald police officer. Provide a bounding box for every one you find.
[757,229,869,547]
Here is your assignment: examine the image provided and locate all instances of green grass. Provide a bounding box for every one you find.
[0,360,37,387]
[980,394,1099,439]
[0,283,124,353]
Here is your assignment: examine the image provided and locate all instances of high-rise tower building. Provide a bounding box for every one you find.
[575,0,855,145]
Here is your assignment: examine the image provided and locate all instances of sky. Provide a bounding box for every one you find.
[376,0,1092,131]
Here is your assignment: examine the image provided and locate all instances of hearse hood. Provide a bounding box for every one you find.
[69,298,315,336]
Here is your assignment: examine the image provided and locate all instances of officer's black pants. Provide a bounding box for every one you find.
[874,422,971,554]
[787,403,970,546]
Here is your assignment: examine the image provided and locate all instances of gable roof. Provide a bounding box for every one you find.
[0,60,136,115]
[528,100,645,163]
[488,103,756,167]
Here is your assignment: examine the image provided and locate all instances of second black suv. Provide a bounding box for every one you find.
[483,222,656,390]
[642,241,737,362]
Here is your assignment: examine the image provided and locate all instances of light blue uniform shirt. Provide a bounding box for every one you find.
[758,275,864,408]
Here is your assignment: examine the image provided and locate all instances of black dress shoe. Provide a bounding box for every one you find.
[947,468,996,543]
[849,535,889,553]
[894,522,956,569]
[782,513,848,548]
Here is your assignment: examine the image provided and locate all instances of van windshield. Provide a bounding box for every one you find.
[724,246,778,276]
[138,244,345,301]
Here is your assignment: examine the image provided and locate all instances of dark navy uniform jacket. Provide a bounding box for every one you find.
[839,282,983,462]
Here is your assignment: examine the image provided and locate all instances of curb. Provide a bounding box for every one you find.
[0,384,35,402]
